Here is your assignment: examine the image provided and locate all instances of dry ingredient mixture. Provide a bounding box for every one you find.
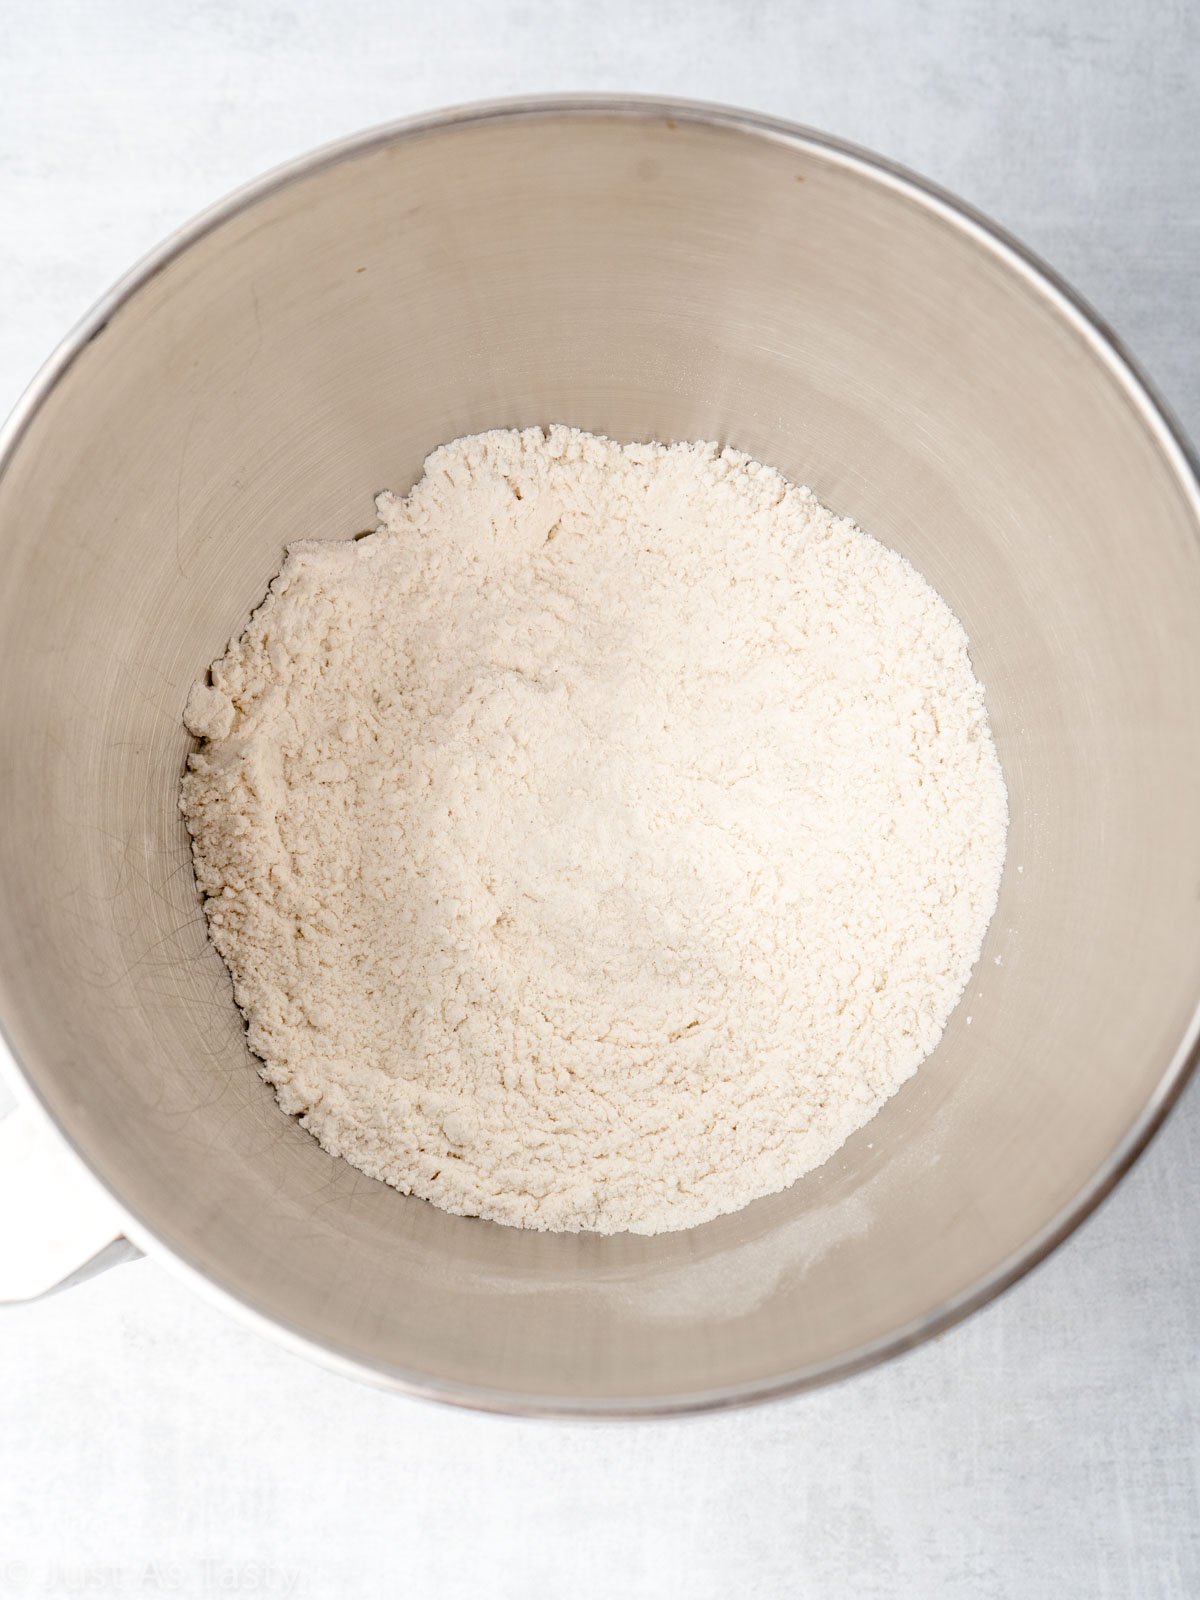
[181,426,1007,1234]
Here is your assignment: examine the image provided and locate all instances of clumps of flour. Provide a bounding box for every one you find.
[181,426,1007,1234]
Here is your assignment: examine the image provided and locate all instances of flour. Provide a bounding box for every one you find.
[181,426,1007,1234]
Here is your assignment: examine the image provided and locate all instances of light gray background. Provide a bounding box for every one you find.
[2,2,1198,1596]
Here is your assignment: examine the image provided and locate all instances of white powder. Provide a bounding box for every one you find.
[181,426,1007,1235]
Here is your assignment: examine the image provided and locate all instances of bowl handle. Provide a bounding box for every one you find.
[0,1104,140,1302]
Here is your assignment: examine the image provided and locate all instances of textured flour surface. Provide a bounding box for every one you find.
[181,427,1008,1235]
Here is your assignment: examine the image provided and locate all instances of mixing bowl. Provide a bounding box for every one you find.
[1,97,1199,1415]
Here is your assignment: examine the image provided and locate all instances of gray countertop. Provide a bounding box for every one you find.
[1,2,1198,1595]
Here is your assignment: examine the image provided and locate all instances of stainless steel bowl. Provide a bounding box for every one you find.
[1,97,1199,1415]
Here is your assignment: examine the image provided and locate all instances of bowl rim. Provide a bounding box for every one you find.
[2,92,1199,1418]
